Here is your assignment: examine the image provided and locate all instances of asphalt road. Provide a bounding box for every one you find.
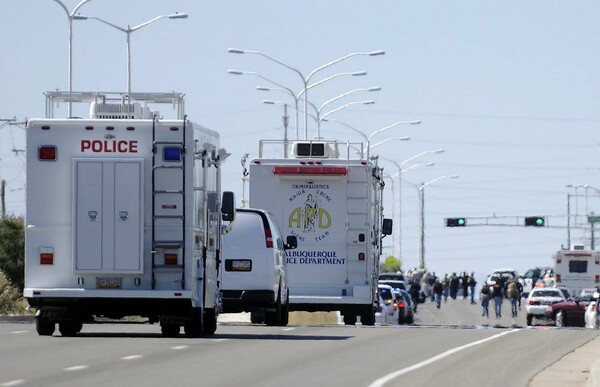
[1,298,597,387]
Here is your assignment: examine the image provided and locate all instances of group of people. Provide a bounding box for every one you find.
[405,270,478,310]
[479,276,522,319]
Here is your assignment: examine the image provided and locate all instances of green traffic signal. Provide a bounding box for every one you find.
[446,217,466,227]
[525,216,545,227]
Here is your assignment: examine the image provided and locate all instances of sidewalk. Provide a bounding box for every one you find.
[529,333,600,387]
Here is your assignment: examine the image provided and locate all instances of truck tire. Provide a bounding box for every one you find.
[280,292,290,326]
[161,324,180,338]
[343,312,357,325]
[58,319,82,337]
[265,290,282,326]
[36,317,55,336]
[184,308,202,338]
[361,304,375,326]
[202,308,217,335]
[250,311,265,324]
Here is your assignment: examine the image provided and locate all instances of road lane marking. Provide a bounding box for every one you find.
[10,331,28,334]
[171,346,188,350]
[282,328,295,331]
[1,380,26,386]
[64,365,89,372]
[121,355,142,360]
[213,338,228,342]
[369,329,520,387]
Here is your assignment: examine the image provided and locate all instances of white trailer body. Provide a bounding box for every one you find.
[248,141,390,325]
[25,91,234,337]
[553,246,600,297]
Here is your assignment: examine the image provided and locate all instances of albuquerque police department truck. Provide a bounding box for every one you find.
[24,91,234,337]
[249,140,392,325]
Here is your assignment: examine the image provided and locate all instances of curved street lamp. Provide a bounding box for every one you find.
[228,48,385,139]
[52,0,93,117]
[77,12,188,94]
[419,175,459,270]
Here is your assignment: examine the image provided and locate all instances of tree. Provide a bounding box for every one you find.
[0,216,25,291]
[0,270,22,314]
[380,255,402,273]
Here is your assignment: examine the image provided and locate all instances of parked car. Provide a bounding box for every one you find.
[544,297,590,327]
[396,289,415,324]
[521,266,553,297]
[585,290,600,329]
[526,287,569,326]
[379,272,405,282]
[378,284,399,324]
[378,280,407,292]
[220,208,297,326]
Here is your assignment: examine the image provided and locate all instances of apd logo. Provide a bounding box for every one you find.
[288,185,332,242]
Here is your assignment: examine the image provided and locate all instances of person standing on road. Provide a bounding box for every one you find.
[442,274,449,303]
[468,273,477,305]
[507,280,520,318]
[409,279,421,312]
[480,282,491,318]
[450,273,459,300]
[461,272,469,299]
[433,279,444,309]
[492,278,504,318]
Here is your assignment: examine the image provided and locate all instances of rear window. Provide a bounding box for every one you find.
[379,288,394,300]
[569,260,588,273]
[532,290,562,298]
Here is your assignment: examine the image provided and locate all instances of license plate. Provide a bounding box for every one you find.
[226,259,252,272]
[96,277,122,289]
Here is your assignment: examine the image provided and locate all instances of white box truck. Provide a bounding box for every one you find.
[24,91,235,337]
[553,244,600,297]
[248,140,392,325]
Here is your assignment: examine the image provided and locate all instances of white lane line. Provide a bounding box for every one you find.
[10,331,29,334]
[121,355,143,361]
[171,345,188,350]
[212,338,228,342]
[282,328,295,331]
[1,380,26,386]
[63,365,89,372]
[369,329,520,387]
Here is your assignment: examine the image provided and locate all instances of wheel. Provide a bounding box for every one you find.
[161,324,180,337]
[343,313,356,325]
[202,308,217,335]
[250,311,265,324]
[361,304,375,326]
[279,291,289,326]
[35,317,55,336]
[408,313,414,324]
[555,310,565,327]
[58,320,82,337]
[398,312,404,325]
[526,314,533,326]
[265,290,282,327]
[184,308,202,338]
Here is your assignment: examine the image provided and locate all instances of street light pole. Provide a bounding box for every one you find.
[52,0,92,118]
[78,12,188,95]
[419,175,459,270]
[228,48,385,139]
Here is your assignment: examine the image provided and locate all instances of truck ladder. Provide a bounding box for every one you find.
[151,115,186,289]
[346,164,370,284]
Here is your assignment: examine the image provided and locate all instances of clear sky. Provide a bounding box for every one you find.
[1,1,599,281]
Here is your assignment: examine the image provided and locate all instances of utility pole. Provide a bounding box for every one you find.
[282,104,289,158]
[1,180,5,219]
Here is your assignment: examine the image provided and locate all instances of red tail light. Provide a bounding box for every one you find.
[38,145,57,161]
[529,300,538,305]
[556,274,561,283]
[40,253,54,265]
[164,253,178,265]
[393,303,398,311]
[398,301,406,308]
[358,253,365,261]
[265,228,273,248]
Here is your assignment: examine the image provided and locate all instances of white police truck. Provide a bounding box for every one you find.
[248,140,392,325]
[24,91,234,337]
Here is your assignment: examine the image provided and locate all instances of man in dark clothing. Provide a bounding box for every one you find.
[433,279,444,308]
[409,281,421,311]
[461,272,469,299]
[468,273,477,304]
[450,273,459,299]
[491,278,504,318]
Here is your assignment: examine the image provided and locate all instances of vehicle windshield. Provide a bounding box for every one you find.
[379,288,394,300]
[532,290,562,298]
[379,280,406,291]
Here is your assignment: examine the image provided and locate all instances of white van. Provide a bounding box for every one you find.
[220,209,297,326]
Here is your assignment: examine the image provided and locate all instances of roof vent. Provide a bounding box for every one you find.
[89,101,156,119]
[571,244,586,251]
[290,141,338,159]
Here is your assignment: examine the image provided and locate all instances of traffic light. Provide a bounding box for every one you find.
[446,217,466,227]
[525,216,545,227]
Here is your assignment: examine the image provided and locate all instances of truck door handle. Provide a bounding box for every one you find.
[119,211,128,222]
[88,211,98,221]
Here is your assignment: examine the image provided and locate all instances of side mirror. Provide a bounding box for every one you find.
[382,218,393,236]
[284,235,298,250]
[221,191,236,222]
